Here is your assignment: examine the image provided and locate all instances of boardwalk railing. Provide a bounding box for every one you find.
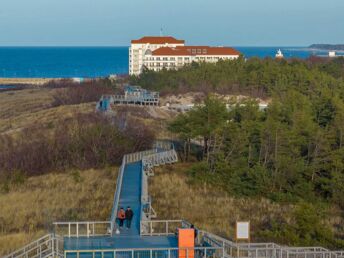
[98,93,159,108]
[153,140,175,151]
[53,221,111,238]
[198,230,343,258]
[110,149,157,234]
[335,251,344,258]
[4,234,64,258]
[64,246,225,258]
[125,149,157,163]
[140,146,179,235]
[142,150,178,168]
[140,220,192,236]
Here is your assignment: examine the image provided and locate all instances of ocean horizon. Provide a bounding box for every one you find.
[0,46,337,79]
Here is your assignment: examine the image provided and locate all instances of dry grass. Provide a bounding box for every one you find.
[0,88,53,119]
[0,88,174,137]
[0,231,46,255]
[150,163,292,240]
[150,163,344,242]
[0,168,117,255]
[0,88,96,135]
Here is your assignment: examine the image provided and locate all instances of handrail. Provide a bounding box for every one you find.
[101,94,159,104]
[140,219,189,236]
[110,156,126,233]
[64,246,224,252]
[199,230,343,258]
[64,246,225,258]
[140,147,178,235]
[4,234,64,258]
[53,221,111,237]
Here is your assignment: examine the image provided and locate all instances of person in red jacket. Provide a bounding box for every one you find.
[117,207,126,228]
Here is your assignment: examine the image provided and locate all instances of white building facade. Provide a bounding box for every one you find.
[129,36,240,75]
[144,46,240,72]
[129,36,185,75]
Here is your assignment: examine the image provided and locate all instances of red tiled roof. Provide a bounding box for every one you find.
[152,47,190,56]
[131,36,185,44]
[151,46,240,56]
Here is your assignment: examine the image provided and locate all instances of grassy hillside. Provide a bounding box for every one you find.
[0,88,94,135]
[0,168,117,255]
[150,163,344,248]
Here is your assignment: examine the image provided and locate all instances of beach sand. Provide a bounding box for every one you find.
[0,78,57,85]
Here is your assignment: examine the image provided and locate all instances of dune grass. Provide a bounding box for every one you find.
[149,163,344,242]
[0,167,117,255]
[0,88,53,119]
[0,88,96,135]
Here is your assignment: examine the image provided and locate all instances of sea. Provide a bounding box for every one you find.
[0,47,341,79]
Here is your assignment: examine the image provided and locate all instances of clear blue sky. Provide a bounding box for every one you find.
[0,0,343,47]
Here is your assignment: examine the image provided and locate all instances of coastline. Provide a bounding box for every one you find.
[307,48,344,53]
[0,78,57,86]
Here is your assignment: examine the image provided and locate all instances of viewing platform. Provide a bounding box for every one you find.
[97,86,159,112]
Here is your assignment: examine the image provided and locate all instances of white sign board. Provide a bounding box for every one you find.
[236,221,250,240]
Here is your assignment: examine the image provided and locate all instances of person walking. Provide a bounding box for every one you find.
[125,206,134,229]
[191,224,198,245]
[117,207,126,228]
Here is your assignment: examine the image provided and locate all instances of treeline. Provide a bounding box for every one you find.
[170,95,344,206]
[169,94,344,248]
[162,58,344,248]
[130,57,344,98]
[0,113,154,180]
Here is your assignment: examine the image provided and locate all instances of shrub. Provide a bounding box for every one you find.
[0,113,155,176]
[49,80,116,106]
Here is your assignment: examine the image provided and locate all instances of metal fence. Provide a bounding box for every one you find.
[140,146,179,235]
[142,150,178,169]
[198,230,343,258]
[140,220,186,236]
[53,221,111,238]
[4,234,64,258]
[64,246,224,258]
[125,150,158,164]
[153,141,175,151]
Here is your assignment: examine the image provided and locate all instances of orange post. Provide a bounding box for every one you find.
[178,228,195,258]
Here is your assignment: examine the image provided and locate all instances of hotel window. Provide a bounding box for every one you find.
[185,57,190,61]
[197,49,202,54]
[178,57,183,60]
[163,57,168,61]
[156,57,161,61]
[207,57,212,60]
[170,57,175,61]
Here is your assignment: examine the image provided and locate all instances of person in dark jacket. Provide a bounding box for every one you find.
[125,206,134,229]
[191,224,198,240]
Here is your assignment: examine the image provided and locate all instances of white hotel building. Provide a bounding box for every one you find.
[129,36,240,75]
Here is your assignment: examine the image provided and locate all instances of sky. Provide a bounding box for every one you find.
[0,0,343,47]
